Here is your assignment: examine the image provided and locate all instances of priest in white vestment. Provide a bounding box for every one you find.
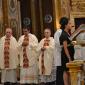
[18,27,38,85]
[0,28,19,85]
[54,29,64,85]
[38,28,56,85]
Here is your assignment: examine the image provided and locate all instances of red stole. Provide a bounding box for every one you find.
[41,39,50,75]
[4,37,10,68]
[23,35,29,68]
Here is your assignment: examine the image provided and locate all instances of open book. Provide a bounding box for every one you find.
[70,24,85,41]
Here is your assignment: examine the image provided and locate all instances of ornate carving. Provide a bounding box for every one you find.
[7,0,21,39]
[8,0,17,16]
[10,18,18,38]
[61,0,71,17]
[71,0,85,12]
[70,0,85,29]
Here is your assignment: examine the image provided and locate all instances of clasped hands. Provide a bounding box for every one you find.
[22,41,29,46]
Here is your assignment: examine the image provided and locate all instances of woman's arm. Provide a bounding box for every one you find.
[63,41,71,62]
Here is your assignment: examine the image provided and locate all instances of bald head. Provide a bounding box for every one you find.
[5,28,12,38]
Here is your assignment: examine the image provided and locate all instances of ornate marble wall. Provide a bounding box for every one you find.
[70,0,85,18]
[60,0,85,18]
[60,0,71,18]
[71,0,85,12]
[7,0,21,39]
[53,0,71,29]
[70,0,85,30]
[1,0,85,39]
[0,0,21,39]
[56,0,85,32]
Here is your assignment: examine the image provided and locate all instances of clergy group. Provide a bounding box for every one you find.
[0,27,56,85]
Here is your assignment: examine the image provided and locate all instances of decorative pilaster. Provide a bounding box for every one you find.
[53,0,62,29]
[66,61,84,85]
[2,0,21,39]
[7,0,21,39]
[60,0,71,18]
[2,0,9,34]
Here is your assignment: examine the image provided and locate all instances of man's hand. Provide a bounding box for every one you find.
[41,47,46,51]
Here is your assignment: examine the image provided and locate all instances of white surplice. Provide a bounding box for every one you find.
[37,37,56,83]
[0,36,19,83]
[38,37,54,75]
[54,29,62,66]
[18,33,38,84]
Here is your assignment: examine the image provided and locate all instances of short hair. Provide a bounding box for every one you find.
[59,17,69,30]
[23,27,30,31]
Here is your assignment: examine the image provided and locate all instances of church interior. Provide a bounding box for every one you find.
[0,0,84,40]
[0,0,85,85]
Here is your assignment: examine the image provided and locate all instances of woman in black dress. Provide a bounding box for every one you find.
[59,17,75,85]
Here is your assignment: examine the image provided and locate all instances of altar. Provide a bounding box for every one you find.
[67,24,85,85]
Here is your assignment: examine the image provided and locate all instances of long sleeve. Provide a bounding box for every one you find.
[29,34,38,51]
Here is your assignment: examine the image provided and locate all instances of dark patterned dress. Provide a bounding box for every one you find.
[59,30,75,71]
